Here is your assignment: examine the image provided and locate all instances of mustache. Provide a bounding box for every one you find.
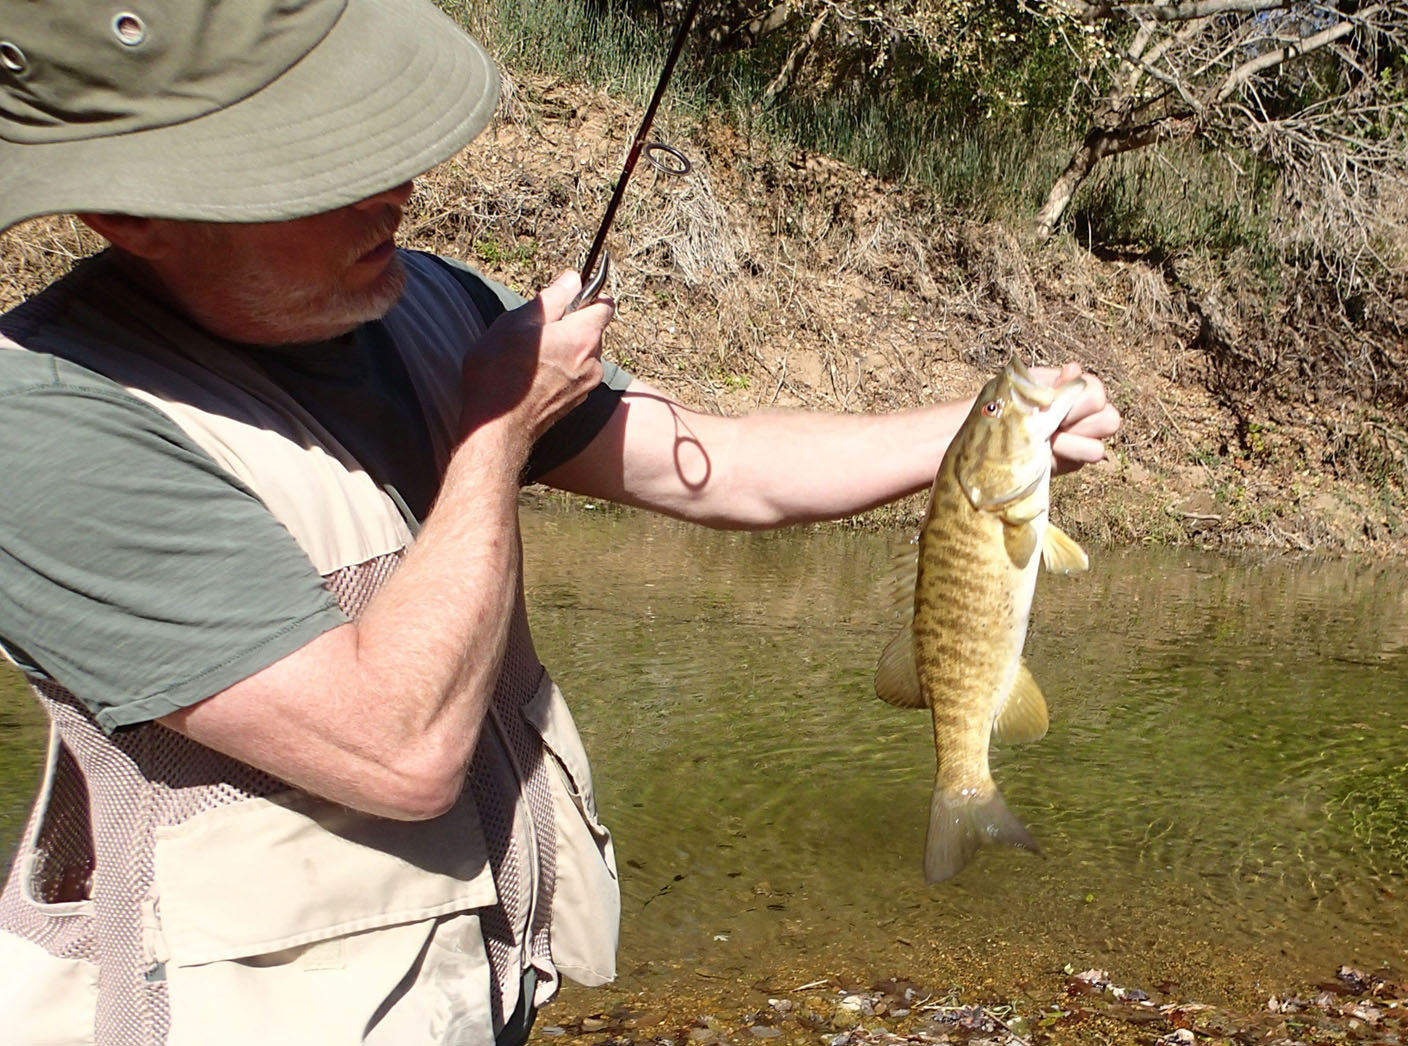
[349,205,404,262]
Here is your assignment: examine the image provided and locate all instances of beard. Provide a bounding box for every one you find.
[220,249,409,345]
[179,205,411,345]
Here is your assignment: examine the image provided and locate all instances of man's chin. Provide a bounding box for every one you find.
[289,255,409,342]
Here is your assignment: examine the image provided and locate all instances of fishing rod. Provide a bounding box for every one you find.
[567,0,704,313]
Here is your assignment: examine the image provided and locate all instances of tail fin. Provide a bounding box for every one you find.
[923,782,1039,883]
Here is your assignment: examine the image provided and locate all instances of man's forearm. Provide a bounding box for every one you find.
[162,421,531,819]
[545,383,970,530]
[704,401,971,527]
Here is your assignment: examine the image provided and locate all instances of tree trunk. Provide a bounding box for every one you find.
[762,8,830,104]
[1033,115,1198,241]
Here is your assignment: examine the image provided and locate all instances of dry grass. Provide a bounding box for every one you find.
[0,216,103,312]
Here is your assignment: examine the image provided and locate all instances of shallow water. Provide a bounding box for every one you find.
[2,500,1405,1009]
[518,502,1408,1009]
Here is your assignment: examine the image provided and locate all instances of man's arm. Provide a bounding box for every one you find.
[539,366,1120,529]
[161,274,613,820]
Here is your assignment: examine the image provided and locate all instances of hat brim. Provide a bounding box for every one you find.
[0,0,499,230]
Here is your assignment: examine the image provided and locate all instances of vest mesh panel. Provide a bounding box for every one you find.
[466,598,559,1027]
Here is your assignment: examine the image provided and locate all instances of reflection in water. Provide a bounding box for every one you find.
[1,500,1405,1008]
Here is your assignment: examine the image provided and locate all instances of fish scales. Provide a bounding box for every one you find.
[918,485,1028,796]
[873,356,1089,883]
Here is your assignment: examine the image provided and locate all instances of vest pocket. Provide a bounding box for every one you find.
[152,790,498,1045]
[521,674,620,987]
[0,931,99,1045]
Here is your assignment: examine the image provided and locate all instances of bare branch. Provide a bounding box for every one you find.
[1057,0,1295,24]
[763,8,832,103]
[1214,5,1387,102]
[1034,114,1199,239]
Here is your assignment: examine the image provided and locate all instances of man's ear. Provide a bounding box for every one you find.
[77,213,172,259]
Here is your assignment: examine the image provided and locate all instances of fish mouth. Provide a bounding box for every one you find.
[1006,356,1056,406]
[1006,357,1086,440]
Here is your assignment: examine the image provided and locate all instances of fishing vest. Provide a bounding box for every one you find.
[0,251,620,1045]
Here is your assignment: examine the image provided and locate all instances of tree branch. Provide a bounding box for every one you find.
[1033,114,1199,239]
[1213,5,1387,102]
[1058,0,1294,23]
[763,8,831,103]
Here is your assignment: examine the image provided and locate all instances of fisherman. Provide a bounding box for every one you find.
[0,2,1120,1044]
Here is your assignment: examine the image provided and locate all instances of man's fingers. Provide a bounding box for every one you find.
[1064,401,1122,441]
[1066,371,1107,418]
[1052,432,1108,470]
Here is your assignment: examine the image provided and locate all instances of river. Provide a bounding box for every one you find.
[2,499,1405,1016]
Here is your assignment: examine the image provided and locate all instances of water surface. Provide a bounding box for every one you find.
[2,500,1404,1010]
[518,502,1408,1008]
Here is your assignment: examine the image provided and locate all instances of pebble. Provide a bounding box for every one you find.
[831,1008,862,1030]
[747,1027,781,1038]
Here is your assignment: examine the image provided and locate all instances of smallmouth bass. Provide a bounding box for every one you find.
[875,356,1088,883]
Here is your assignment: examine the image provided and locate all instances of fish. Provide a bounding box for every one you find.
[874,355,1089,883]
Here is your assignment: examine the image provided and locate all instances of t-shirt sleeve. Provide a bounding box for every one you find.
[0,374,347,733]
[522,359,632,482]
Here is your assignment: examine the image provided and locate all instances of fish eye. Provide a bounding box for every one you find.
[983,398,1004,417]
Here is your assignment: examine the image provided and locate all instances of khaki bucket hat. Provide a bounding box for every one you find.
[0,0,499,231]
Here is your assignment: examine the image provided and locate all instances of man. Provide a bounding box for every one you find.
[0,1,1120,1044]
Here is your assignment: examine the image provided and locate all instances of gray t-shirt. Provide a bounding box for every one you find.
[0,250,628,731]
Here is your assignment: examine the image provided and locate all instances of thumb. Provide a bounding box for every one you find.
[537,270,583,322]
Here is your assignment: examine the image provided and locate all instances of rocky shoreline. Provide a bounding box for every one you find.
[538,965,1406,1046]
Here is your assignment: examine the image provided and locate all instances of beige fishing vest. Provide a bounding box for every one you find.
[0,252,620,1045]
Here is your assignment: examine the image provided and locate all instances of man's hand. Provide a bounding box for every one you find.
[1032,361,1121,473]
[459,270,614,455]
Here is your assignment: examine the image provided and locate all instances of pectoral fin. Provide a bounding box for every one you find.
[875,625,926,709]
[1004,520,1039,568]
[1041,523,1089,574]
[991,660,1049,743]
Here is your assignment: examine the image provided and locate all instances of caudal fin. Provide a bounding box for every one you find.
[923,783,1040,883]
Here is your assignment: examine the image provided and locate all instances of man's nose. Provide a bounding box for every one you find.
[353,180,415,211]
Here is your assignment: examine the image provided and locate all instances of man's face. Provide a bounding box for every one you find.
[135,181,416,345]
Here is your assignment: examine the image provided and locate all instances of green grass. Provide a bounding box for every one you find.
[1067,144,1277,262]
[441,0,704,114]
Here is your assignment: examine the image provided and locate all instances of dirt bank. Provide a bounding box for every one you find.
[3,74,1404,556]
[402,74,1408,557]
